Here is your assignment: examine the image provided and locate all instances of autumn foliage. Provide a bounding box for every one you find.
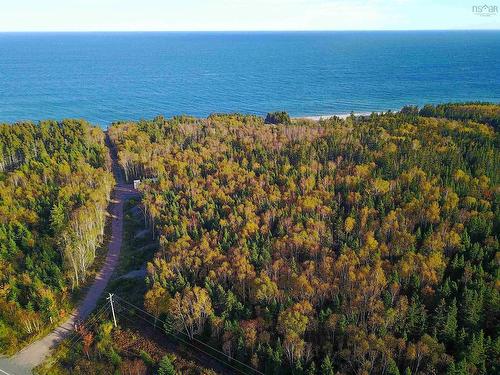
[108,108,500,374]
[0,120,113,353]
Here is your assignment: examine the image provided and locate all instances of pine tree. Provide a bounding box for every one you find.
[446,362,456,375]
[321,355,334,375]
[306,361,317,375]
[386,358,400,375]
[467,331,486,375]
[158,355,176,375]
[443,298,458,342]
[455,359,469,375]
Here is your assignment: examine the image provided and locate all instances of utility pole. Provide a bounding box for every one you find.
[107,293,117,327]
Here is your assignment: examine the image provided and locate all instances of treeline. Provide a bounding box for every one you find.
[0,120,113,353]
[108,107,498,375]
[416,102,500,129]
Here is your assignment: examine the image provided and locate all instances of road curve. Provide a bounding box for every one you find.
[0,135,136,374]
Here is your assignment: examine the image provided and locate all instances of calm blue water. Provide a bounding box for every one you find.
[0,31,499,127]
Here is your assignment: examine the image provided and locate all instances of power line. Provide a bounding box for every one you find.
[58,303,112,351]
[115,307,247,374]
[42,305,111,369]
[113,294,263,374]
[41,294,264,375]
[42,306,110,370]
[114,307,251,375]
[41,304,112,371]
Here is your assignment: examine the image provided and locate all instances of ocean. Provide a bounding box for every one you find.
[0,31,499,127]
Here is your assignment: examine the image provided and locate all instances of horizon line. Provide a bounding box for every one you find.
[0,28,499,33]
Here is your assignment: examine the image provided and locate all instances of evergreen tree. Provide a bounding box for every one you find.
[467,331,486,375]
[320,355,334,375]
[158,355,176,375]
[306,361,317,375]
[444,298,458,343]
[386,358,400,375]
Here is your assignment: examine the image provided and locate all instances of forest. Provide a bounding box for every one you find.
[107,104,499,375]
[418,103,500,129]
[0,120,113,353]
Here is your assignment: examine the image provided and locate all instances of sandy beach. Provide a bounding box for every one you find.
[294,111,384,121]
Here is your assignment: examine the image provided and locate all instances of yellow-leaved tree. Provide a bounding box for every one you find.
[169,286,213,339]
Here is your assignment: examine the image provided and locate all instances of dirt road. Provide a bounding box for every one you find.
[0,136,136,374]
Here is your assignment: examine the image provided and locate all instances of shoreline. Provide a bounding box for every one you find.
[294,111,387,121]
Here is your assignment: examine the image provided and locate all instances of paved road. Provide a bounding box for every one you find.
[0,137,137,374]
